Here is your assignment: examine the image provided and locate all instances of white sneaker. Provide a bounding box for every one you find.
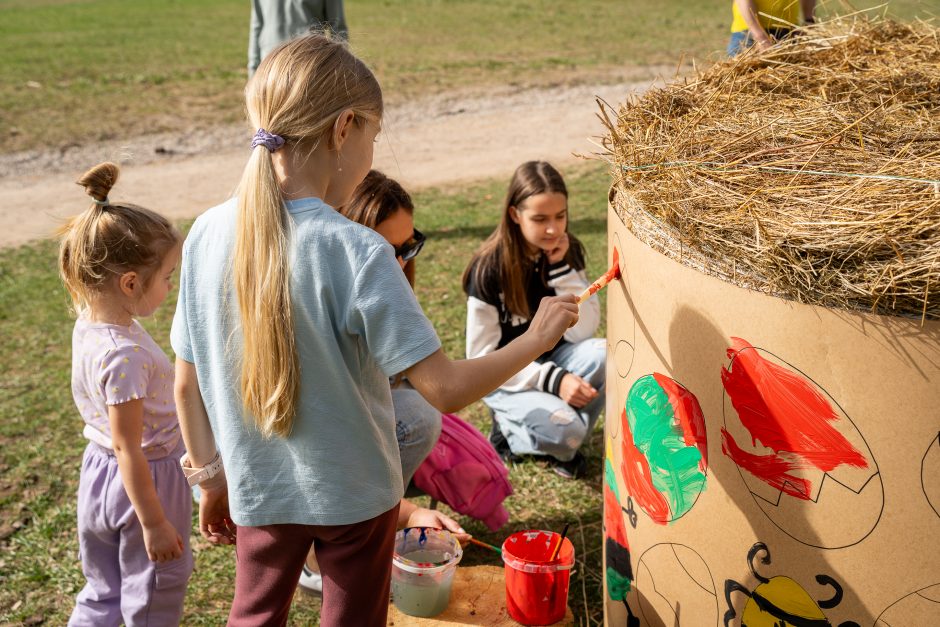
[298,565,323,596]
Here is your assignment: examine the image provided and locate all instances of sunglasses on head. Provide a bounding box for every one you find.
[394,228,426,262]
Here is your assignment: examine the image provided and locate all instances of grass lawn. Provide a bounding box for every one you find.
[0,0,934,152]
[0,160,613,624]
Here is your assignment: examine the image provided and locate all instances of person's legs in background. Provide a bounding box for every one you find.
[392,381,442,488]
[486,338,606,479]
[727,30,753,56]
[551,337,606,432]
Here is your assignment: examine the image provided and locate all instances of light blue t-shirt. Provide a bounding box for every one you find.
[171,196,441,526]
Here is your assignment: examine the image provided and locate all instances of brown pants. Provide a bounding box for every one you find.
[227,504,400,627]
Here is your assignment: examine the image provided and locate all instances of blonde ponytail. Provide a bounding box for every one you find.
[58,162,179,314]
[234,148,300,438]
[234,33,382,438]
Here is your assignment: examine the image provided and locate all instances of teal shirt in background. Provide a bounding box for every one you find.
[248,0,348,74]
[171,197,441,527]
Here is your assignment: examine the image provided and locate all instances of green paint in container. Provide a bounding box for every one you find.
[391,527,463,618]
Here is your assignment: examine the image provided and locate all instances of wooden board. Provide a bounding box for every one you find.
[388,565,574,626]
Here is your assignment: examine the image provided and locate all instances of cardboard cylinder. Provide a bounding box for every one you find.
[602,197,940,626]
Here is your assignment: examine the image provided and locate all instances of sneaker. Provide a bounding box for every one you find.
[551,451,587,480]
[298,565,323,597]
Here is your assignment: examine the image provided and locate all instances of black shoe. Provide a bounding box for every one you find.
[551,451,587,480]
[489,414,521,465]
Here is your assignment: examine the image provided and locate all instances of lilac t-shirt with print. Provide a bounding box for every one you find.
[71,318,180,458]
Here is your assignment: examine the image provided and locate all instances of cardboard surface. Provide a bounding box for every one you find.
[388,565,574,626]
[603,200,940,626]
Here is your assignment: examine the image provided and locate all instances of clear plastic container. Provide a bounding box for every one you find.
[391,527,463,618]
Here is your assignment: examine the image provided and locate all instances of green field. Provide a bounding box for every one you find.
[0,0,934,152]
[0,162,614,624]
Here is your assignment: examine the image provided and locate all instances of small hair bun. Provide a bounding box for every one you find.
[77,162,120,204]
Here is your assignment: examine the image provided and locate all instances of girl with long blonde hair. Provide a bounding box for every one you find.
[171,34,578,625]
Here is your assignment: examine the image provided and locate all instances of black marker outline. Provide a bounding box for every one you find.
[635,542,718,627]
[921,432,940,519]
[875,583,940,626]
[721,344,884,550]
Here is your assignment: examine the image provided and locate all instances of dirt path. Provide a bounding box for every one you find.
[0,73,662,248]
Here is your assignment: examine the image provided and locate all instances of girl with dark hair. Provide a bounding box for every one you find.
[463,161,606,479]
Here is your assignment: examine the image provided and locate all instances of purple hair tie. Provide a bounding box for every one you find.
[251,128,285,153]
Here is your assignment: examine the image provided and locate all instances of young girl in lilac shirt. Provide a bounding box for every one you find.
[58,162,192,626]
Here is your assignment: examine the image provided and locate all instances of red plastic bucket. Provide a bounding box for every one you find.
[501,530,575,625]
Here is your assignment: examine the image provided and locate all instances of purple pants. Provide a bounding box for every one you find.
[69,441,193,627]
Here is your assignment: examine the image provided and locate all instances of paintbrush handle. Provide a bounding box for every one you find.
[577,275,612,304]
[577,257,621,304]
[549,524,570,561]
[469,537,502,554]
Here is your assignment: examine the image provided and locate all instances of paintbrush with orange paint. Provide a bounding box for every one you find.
[577,247,621,304]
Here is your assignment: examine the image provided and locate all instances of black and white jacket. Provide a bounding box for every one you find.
[464,250,600,395]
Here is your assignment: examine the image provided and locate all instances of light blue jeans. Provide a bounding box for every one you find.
[485,338,606,462]
[393,380,442,488]
[728,27,793,56]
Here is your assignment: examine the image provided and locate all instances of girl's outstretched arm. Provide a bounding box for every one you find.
[175,358,236,545]
[406,295,579,413]
[108,400,184,562]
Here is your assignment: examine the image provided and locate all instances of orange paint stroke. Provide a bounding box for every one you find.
[620,408,670,524]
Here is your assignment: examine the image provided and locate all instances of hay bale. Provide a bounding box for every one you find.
[601,15,940,320]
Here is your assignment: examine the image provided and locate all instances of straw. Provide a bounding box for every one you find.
[598,14,940,321]
[468,537,503,555]
[549,524,570,562]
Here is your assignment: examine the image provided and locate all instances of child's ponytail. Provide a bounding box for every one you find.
[234,142,299,439]
[58,162,178,313]
[234,33,382,438]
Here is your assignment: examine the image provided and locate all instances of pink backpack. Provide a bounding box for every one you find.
[413,413,513,531]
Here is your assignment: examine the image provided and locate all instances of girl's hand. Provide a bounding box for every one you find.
[559,373,598,408]
[407,507,471,546]
[545,233,569,265]
[199,481,236,545]
[527,295,579,351]
[755,35,774,51]
[143,519,184,562]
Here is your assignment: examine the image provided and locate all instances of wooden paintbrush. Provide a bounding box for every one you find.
[468,537,503,555]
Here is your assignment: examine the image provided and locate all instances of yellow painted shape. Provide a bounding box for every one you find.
[742,577,827,626]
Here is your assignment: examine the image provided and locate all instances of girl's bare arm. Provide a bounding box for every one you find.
[175,359,235,545]
[109,401,183,562]
[405,295,579,413]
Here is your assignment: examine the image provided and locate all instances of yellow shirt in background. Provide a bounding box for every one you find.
[731,0,801,33]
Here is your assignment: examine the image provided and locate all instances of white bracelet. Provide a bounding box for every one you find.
[180,451,224,487]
